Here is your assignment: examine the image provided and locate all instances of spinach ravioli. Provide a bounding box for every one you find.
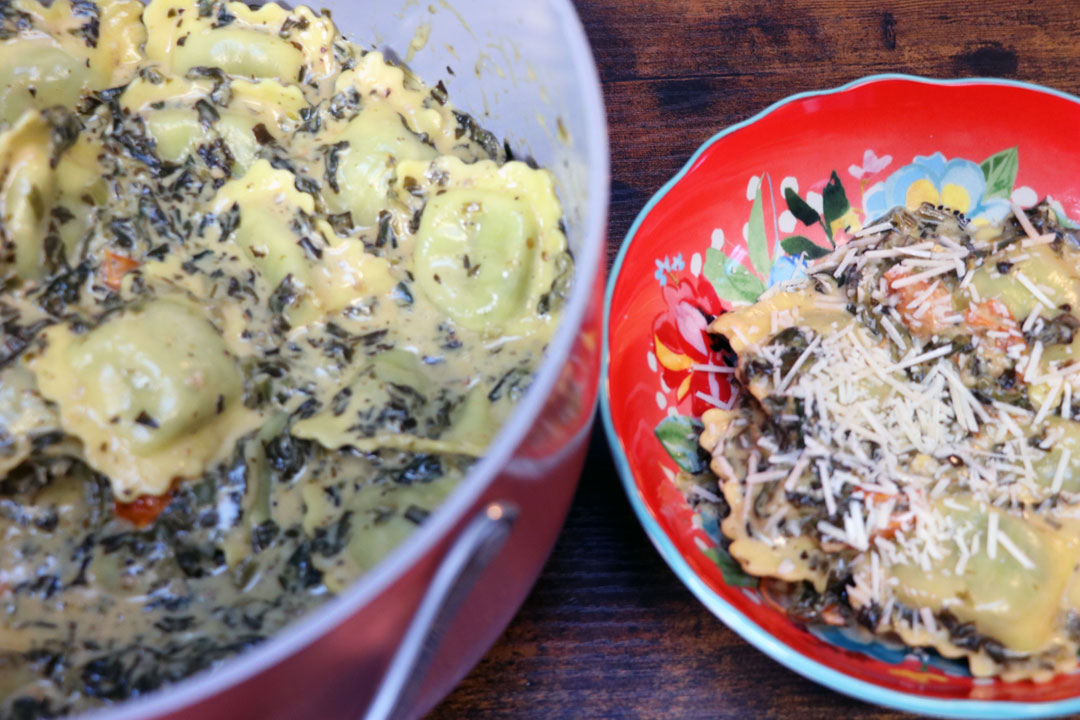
[697,201,1080,681]
[0,0,571,715]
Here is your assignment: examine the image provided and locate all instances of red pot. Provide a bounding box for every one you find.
[82,2,609,718]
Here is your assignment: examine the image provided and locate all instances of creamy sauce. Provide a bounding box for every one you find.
[0,0,570,714]
[699,203,1080,680]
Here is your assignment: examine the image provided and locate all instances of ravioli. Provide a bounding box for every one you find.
[119,75,308,169]
[31,299,261,499]
[291,349,506,457]
[0,0,145,124]
[319,102,438,228]
[698,202,1080,680]
[331,51,465,152]
[141,0,341,96]
[0,111,59,279]
[0,365,61,476]
[209,159,397,323]
[397,156,567,332]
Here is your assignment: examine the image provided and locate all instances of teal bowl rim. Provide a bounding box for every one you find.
[599,73,1080,719]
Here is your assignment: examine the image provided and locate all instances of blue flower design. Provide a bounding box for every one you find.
[654,256,672,287]
[768,254,808,287]
[655,255,686,287]
[863,152,1010,225]
[809,624,970,677]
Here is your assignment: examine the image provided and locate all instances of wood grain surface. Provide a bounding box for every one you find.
[432,2,1080,717]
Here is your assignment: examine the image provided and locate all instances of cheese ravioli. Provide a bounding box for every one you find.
[32,298,261,499]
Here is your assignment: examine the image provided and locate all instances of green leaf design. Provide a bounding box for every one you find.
[703,546,760,588]
[727,265,766,299]
[704,248,766,304]
[747,176,770,276]
[822,170,851,239]
[784,187,821,227]
[655,415,707,474]
[980,146,1019,201]
[781,235,831,260]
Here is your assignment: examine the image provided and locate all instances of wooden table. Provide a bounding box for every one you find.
[432,2,1080,717]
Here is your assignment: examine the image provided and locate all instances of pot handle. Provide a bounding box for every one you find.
[362,501,519,720]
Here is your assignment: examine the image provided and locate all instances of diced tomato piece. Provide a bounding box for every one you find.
[759,578,788,616]
[865,492,904,541]
[870,516,904,542]
[820,604,847,626]
[115,491,173,528]
[883,266,954,335]
[102,251,140,290]
[964,299,1024,351]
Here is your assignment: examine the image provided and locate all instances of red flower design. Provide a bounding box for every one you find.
[652,275,733,415]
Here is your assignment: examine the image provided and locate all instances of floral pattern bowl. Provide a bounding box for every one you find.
[601,75,1080,718]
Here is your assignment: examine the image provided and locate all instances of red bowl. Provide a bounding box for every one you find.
[602,75,1080,718]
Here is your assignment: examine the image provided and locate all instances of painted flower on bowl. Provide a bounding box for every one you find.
[863,151,1012,225]
[767,252,808,286]
[652,275,728,415]
[848,148,893,181]
[654,253,686,286]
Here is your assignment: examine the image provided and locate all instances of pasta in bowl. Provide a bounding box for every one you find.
[703,201,1080,683]
[603,76,1080,716]
[0,0,579,715]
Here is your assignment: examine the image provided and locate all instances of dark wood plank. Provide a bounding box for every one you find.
[594,0,1080,264]
[432,1,1080,717]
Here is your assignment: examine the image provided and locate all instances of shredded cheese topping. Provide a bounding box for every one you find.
[699,201,1080,681]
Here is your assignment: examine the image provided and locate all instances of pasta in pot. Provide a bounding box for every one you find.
[0,0,571,715]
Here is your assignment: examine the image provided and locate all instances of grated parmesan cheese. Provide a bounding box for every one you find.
[699,203,1080,679]
[1015,270,1057,310]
